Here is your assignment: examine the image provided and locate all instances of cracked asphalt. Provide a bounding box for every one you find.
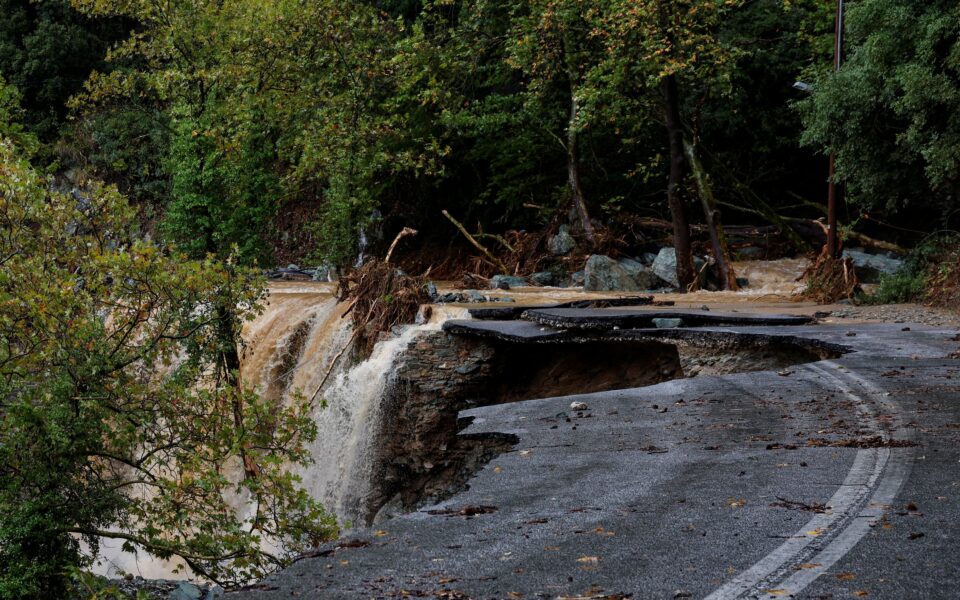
[233,321,960,600]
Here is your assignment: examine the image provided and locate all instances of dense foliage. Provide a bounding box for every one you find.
[801,0,960,223]
[0,0,958,595]
[0,79,336,598]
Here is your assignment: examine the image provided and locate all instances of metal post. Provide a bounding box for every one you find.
[827,0,845,259]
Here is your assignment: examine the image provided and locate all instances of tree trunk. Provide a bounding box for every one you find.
[661,75,697,291]
[216,303,259,479]
[567,88,596,246]
[684,137,739,291]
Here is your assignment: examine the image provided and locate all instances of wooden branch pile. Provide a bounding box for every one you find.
[796,249,861,304]
[337,259,430,357]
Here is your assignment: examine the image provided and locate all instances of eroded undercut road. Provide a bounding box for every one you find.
[234,308,960,600]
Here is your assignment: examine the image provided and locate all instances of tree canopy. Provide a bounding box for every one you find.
[1,0,958,595]
[0,77,335,598]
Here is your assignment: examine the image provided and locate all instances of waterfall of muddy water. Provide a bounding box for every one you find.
[93,282,467,579]
[243,285,468,523]
[92,258,808,579]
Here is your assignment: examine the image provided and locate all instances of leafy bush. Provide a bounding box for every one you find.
[869,235,960,305]
[0,100,335,599]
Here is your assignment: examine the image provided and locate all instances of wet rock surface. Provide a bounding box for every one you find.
[488,275,529,289]
[547,224,576,256]
[583,255,665,292]
[843,249,904,283]
[651,247,706,288]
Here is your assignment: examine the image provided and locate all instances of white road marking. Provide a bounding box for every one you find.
[703,361,914,599]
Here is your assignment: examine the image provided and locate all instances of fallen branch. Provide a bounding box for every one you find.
[474,232,516,254]
[442,210,509,274]
[384,227,418,264]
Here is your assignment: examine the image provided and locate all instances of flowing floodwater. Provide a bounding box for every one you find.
[95,282,468,578]
[93,258,810,578]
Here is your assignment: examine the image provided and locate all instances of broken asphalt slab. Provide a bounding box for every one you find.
[232,320,960,600]
[524,307,813,330]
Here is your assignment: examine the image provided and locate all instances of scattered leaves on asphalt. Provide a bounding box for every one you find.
[766,443,798,450]
[806,436,919,448]
[770,497,829,513]
[427,505,497,517]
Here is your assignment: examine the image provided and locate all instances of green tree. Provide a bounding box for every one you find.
[74,0,443,268]
[506,0,610,244]
[800,0,960,223]
[0,0,126,140]
[0,80,336,599]
[588,0,743,289]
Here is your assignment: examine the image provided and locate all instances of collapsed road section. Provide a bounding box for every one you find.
[234,308,960,600]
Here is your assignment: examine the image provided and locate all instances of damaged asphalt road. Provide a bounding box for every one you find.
[232,322,960,600]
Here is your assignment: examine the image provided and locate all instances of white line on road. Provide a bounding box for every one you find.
[703,361,914,599]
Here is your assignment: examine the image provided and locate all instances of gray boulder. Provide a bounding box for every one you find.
[651,247,706,288]
[489,274,528,289]
[569,270,586,287]
[617,257,666,290]
[843,249,904,283]
[651,247,680,286]
[548,225,576,256]
[310,264,338,282]
[205,587,224,600]
[530,271,557,286]
[584,255,639,291]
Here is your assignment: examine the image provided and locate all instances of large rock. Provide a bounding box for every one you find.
[843,249,904,283]
[584,255,639,291]
[583,255,667,291]
[530,271,558,286]
[617,257,667,290]
[569,270,586,287]
[489,275,529,289]
[548,225,576,256]
[651,248,706,288]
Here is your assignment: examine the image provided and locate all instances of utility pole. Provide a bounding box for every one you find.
[827,0,845,259]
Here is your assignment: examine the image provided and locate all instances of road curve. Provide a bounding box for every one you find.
[233,322,960,600]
